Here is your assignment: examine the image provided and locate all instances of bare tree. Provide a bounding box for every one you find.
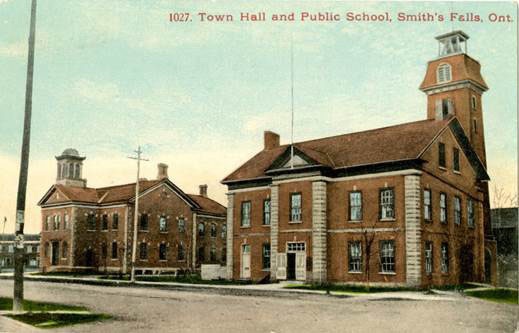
[361,226,379,290]
[491,184,518,209]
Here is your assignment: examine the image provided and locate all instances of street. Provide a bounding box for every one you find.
[0,280,516,332]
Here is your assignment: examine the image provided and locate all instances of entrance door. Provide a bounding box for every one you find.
[241,244,251,279]
[287,252,296,280]
[85,249,94,267]
[51,241,59,265]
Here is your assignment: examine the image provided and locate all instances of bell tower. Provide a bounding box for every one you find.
[420,31,488,166]
[56,148,87,187]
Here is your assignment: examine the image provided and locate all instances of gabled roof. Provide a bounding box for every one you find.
[223,119,451,183]
[188,194,226,216]
[222,117,489,183]
[38,179,226,216]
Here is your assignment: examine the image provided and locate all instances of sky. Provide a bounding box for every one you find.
[0,1,517,233]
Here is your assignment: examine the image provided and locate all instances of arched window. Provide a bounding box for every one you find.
[198,223,205,237]
[75,164,81,179]
[210,246,217,261]
[57,164,62,180]
[210,224,217,238]
[68,163,74,178]
[437,63,452,83]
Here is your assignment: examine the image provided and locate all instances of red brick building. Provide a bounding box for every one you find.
[222,31,494,287]
[38,149,226,274]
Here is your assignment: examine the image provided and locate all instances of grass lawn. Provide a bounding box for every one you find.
[5,312,111,329]
[464,288,518,305]
[0,297,86,312]
[283,283,419,293]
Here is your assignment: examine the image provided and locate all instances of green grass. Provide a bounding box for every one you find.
[464,288,518,304]
[0,297,87,312]
[283,283,419,293]
[6,312,111,329]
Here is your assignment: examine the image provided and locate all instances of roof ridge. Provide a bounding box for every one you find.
[294,118,437,146]
[95,179,159,191]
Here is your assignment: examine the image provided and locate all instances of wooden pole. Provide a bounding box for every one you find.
[13,0,37,312]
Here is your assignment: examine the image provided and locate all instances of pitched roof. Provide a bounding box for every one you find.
[223,119,451,183]
[188,194,226,216]
[40,179,226,216]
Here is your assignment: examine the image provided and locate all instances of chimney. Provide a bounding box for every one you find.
[157,163,168,180]
[264,131,280,150]
[199,184,208,197]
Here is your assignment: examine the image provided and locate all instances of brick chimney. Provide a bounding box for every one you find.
[264,131,280,150]
[157,163,168,180]
[199,184,208,197]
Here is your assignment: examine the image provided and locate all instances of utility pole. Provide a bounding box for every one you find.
[128,146,148,283]
[13,0,37,312]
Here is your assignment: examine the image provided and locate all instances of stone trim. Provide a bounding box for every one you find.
[312,181,327,283]
[226,194,234,279]
[70,207,76,266]
[192,212,197,270]
[405,174,422,286]
[270,185,279,281]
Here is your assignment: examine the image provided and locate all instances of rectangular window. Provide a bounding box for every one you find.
[440,193,447,224]
[241,201,251,227]
[210,224,217,238]
[441,242,449,273]
[45,216,50,231]
[198,246,205,262]
[262,243,271,270]
[287,242,306,252]
[379,240,395,273]
[473,119,478,134]
[159,216,167,232]
[425,241,433,275]
[380,188,395,220]
[159,243,167,261]
[349,191,362,221]
[467,199,475,228]
[453,148,460,172]
[112,213,119,230]
[111,242,118,259]
[101,243,107,259]
[454,196,461,225]
[423,189,432,222]
[102,214,108,230]
[87,214,96,230]
[441,99,449,118]
[290,193,302,222]
[439,143,446,168]
[471,95,477,109]
[177,242,185,261]
[177,218,185,233]
[348,241,362,273]
[140,213,149,231]
[64,214,69,229]
[263,199,271,225]
[139,243,148,260]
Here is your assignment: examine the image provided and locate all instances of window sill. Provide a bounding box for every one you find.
[240,226,251,229]
[159,231,168,234]
[379,218,396,222]
[378,272,396,275]
[87,230,96,232]
[159,259,167,262]
[438,166,447,171]
[424,219,432,223]
[139,259,148,262]
[453,170,461,175]
[112,229,118,232]
[261,268,271,272]
[348,271,362,274]
[101,230,108,232]
[288,221,302,224]
[139,230,149,233]
[111,258,118,261]
[348,220,362,224]
[262,224,271,227]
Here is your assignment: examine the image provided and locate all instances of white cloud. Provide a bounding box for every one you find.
[0,40,26,57]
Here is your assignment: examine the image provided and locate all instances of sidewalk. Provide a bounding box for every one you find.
[0,273,460,301]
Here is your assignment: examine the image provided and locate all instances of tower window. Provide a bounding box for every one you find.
[437,63,452,83]
[473,119,478,134]
[471,95,477,110]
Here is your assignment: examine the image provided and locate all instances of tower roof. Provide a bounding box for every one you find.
[56,148,85,161]
[435,30,469,41]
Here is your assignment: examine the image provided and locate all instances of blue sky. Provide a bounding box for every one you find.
[0,1,517,233]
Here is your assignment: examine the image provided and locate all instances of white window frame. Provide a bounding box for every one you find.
[423,189,432,221]
[349,191,362,221]
[380,188,395,220]
[437,63,452,83]
[348,241,362,273]
[440,193,447,224]
[379,240,395,273]
[241,201,251,227]
[454,196,462,225]
[290,193,302,222]
[287,242,306,252]
[467,199,475,228]
[159,216,168,232]
[425,242,433,275]
[441,243,449,273]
